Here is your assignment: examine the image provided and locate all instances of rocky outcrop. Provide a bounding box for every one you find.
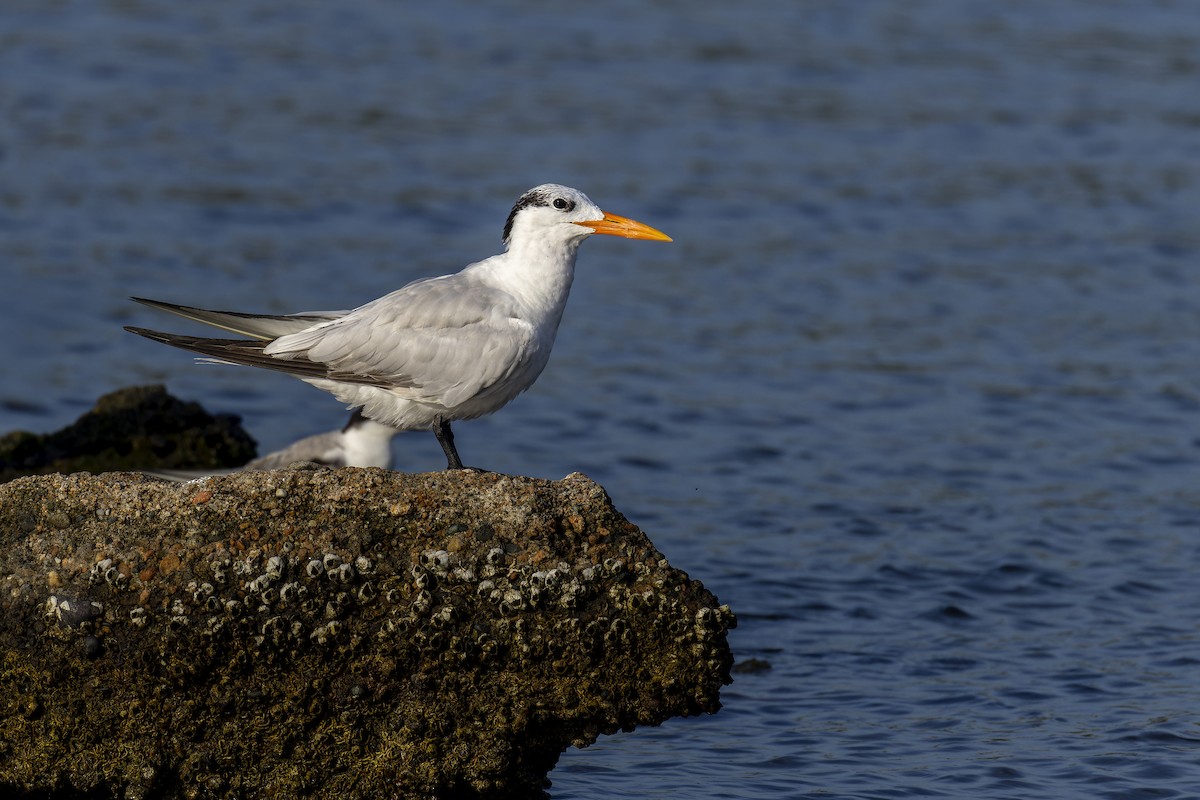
[0,385,256,483]
[0,468,734,799]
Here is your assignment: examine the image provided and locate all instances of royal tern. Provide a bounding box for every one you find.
[240,409,396,470]
[145,410,397,480]
[126,184,671,470]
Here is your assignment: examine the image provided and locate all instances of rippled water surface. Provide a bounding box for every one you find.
[5,1,1200,797]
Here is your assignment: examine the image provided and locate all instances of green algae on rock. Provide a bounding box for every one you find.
[0,468,735,800]
[0,385,256,483]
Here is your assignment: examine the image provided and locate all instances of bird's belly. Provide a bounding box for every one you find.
[302,357,546,431]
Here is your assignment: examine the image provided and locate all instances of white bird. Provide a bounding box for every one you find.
[144,410,398,481]
[241,409,397,470]
[125,184,671,470]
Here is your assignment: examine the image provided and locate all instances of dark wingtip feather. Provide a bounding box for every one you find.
[129,297,178,312]
[124,325,175,343]
[125,326,262,357]
[125,325,394,388]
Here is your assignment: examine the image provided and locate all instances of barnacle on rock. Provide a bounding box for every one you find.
[328,562,356,584]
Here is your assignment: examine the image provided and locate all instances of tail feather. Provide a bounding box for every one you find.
[124,327,332,379]
[124,326,391,388]
[130,297,343,340]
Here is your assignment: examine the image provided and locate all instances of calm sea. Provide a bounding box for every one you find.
[3,1,1200,797]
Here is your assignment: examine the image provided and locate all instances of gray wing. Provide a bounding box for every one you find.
[131,297,347,340]
[265,275,535,407]
[140,432,343,478]
[243,430,344,469]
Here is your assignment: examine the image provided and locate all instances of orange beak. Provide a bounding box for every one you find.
[575,212,672,242]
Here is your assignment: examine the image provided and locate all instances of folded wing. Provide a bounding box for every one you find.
[265,277,535,407]
[128,274,536,409]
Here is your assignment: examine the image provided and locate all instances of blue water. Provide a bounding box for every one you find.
[5,1,1200,797]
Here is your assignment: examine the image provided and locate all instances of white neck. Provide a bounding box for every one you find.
[485,234,583,319]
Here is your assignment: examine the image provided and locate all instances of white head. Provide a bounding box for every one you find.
[501,184,672,251]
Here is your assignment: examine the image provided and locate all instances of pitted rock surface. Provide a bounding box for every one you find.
[0,468,734,800]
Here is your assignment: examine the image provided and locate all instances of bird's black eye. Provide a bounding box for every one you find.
[553,198,572,210]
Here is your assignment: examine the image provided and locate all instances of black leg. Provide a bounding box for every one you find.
[433,417,464,470]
